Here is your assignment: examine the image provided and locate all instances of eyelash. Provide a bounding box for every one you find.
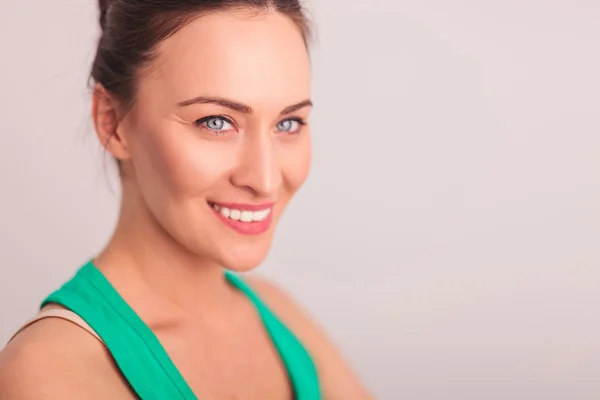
[283,117,307,129]
[194,115,307,136]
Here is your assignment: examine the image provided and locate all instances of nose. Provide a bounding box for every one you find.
[230,131,281,198]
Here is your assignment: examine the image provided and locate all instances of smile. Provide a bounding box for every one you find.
[212,203,271,222]
[208,201,274,235]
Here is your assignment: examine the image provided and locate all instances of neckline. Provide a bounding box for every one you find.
[79,260,296,399]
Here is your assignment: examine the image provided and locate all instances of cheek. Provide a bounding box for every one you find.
[131,122,232,201]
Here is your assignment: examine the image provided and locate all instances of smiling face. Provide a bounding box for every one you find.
[115,10,312,271]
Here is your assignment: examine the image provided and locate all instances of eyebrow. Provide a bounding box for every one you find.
[177,96,313,115]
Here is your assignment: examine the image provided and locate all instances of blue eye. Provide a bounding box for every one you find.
[196,116,234,132]
[277,118,305,133]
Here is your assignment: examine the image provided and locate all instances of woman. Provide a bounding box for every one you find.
[0,0,372,399]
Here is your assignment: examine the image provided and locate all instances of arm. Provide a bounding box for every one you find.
[247,278,374,400]
[0,328,84,399]
[0,318,130,399]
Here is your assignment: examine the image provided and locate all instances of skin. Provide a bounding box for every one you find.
[0,9,373,400]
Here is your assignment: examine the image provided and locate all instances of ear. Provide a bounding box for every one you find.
[92,84,131,160]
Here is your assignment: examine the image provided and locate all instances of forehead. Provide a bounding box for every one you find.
[142,10,311,109]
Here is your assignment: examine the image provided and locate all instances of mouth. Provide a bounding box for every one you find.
[207,201,274,235]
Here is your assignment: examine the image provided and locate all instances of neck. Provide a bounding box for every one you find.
[94,180,235,321]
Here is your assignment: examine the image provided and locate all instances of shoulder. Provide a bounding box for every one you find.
[243,276,310,333]
[243,275,327,353]
[244,275,374,400]
[0,310,131,399]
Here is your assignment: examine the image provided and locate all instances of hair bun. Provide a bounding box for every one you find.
[98,0,116,30]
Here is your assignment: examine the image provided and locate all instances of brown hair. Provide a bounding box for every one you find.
[92,0,311,110]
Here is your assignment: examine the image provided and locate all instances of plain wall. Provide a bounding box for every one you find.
[1,1,599,398]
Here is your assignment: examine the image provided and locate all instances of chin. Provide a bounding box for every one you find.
[212,239,273,273]
[217,252,269,273]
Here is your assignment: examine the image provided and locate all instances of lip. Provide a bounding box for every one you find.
[208,201,275,235]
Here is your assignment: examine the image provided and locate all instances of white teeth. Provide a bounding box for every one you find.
[212,203,271,223]
[253,209,271,221]
[240,211,253,222]
[230,209,241,221]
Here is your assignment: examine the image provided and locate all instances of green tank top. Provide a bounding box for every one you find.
[41,260,321,400]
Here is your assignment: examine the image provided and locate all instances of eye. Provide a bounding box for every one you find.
[276,118,305,134]
[195,115,235,134]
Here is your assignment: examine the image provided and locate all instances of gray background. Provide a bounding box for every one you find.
[1,1,599,399]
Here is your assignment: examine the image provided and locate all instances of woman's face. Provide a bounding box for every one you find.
[119,11,312,271]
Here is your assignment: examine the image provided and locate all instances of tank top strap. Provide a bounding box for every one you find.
[41,260,197,400]
[224,271,321,399]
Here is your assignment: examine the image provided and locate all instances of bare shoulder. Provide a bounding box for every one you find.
[245,275,374,400]
[0,314,132,399]
[243,276,311,333]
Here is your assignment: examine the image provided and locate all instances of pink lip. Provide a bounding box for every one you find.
[209,201,275,235]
